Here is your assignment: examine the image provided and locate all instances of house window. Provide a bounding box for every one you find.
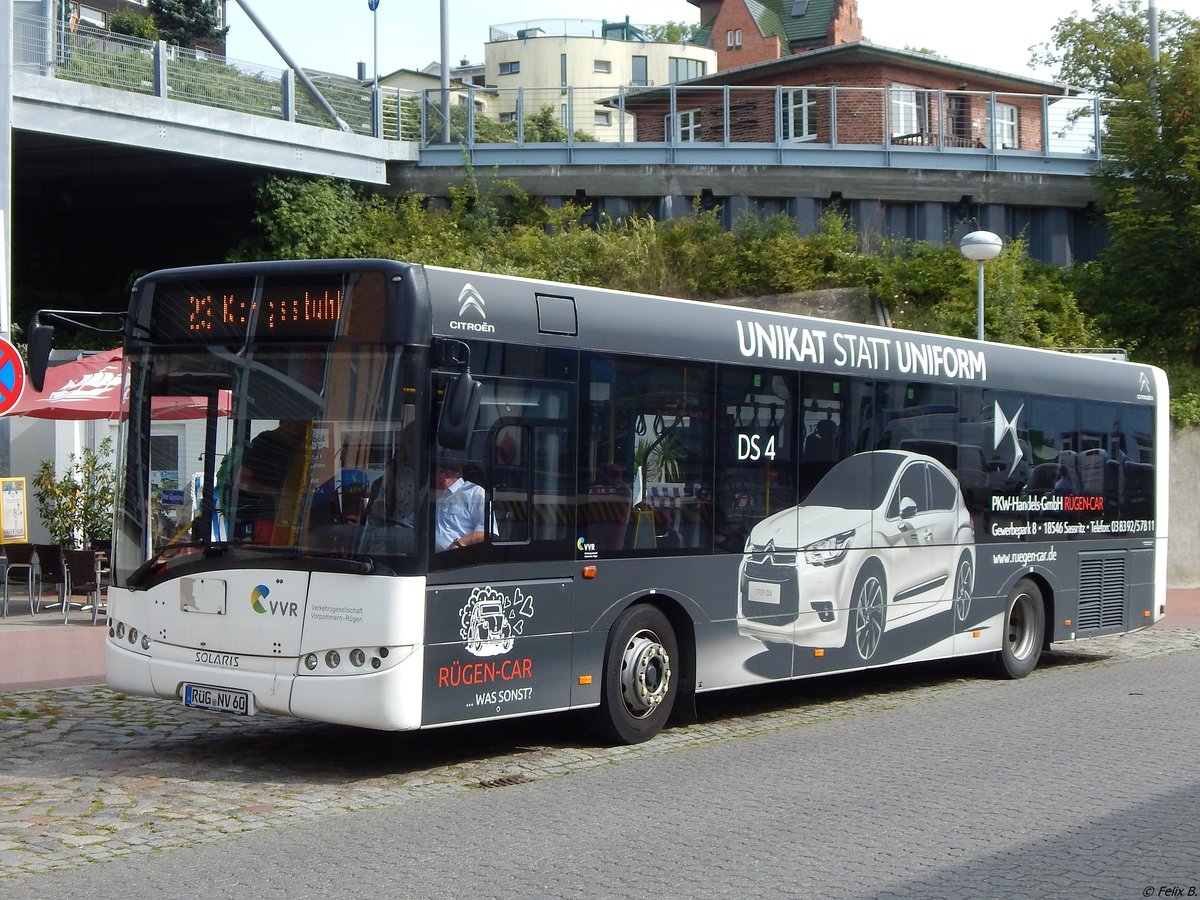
[632,56,648,86]
[594,110,612,127]
[594,59,612,74]
[499,112,518,123]
[666,109,701,142]
[784,88,817,141]
[993,103,1018,149]
[77,5,106,27]
[499,60,520,76]
[890,83,928,138]
[669,57,707,83]
[726,29,742,49]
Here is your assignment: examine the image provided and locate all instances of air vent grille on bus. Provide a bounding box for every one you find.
[1077,555,1126,631]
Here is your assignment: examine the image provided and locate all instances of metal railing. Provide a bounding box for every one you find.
[13,13,421,142]
[11,11,1126,164]
[489,18,668,41]
[419,82,1122,159]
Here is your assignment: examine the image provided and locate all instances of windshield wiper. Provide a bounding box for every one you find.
[127,541,232,587]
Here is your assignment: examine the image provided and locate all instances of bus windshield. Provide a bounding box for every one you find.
[112,340,427,587]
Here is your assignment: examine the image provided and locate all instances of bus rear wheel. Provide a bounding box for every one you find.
[990,578,1045,679]
[589,604,678,745]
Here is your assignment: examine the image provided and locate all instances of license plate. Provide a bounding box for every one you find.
[183,683,253,716]
[748,581,781,605]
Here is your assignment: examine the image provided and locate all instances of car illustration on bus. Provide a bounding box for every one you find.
[464,598,515,656]
[737,450,975,662]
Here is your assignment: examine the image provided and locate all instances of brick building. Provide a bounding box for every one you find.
[688,0,863,69]
[618,41,1070,152]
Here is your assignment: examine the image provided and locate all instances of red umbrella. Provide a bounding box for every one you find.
[5,348,229,420]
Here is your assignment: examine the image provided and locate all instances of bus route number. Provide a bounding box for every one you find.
[738,433,777,461]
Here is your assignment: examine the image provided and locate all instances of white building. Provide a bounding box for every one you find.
[483,18,717,141]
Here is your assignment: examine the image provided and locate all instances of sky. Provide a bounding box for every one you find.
[225,1,1200,82]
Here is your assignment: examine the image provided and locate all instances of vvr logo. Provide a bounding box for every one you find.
[249,584,298,617]
[451,283,496,333]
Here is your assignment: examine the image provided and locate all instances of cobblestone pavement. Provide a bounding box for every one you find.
[0,628,1197,894]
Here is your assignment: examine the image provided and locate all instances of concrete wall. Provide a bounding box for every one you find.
[1169,427,1199,588]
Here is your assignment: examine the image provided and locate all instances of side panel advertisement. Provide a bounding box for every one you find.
[422,579,573,726]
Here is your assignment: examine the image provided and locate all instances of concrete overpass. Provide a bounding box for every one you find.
[14,72,416,185]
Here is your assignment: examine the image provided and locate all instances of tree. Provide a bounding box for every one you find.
[108,9,160,41]
[1033,2,1200,366]
[33,438,116,548]
[642,22,701,44]
[1029,0,1196,96]
[148,0,226,49]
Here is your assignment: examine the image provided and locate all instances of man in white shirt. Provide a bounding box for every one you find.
[434,459,491,551]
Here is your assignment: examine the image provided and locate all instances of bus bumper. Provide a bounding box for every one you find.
[106,636,424,732]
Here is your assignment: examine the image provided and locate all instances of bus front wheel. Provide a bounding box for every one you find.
[589,604,678,745]
[990,578,1045,679]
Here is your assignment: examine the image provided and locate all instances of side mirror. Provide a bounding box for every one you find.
[899,497,917,519]
[436,370,481,451]
[27,321,55,392]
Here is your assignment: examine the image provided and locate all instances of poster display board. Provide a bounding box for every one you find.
[0,477,29,543]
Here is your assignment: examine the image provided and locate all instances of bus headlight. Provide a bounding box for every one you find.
[803,530,855,566]
[298,644,414,675]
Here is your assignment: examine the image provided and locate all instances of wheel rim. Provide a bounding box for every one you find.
[854,576,884,660]
[954,557,973,622]
[620,629,672,719]
[1006,591,1037,661]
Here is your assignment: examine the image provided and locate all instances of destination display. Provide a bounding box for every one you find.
[148,275,350,342]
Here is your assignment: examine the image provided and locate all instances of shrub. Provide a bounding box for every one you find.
[32,438,115,548]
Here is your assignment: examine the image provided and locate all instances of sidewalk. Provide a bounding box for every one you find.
[0,614,106,692]
[1,589,1197,694]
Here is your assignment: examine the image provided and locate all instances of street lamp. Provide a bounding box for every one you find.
[368,0,379,90]
[959,230,1003,341]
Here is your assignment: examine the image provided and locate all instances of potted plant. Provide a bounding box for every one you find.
[32,437,115,549]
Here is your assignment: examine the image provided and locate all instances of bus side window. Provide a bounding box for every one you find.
[434,368,576,567]
[797,374,846,499]
[714,366,798,553]
[580,353,714,556]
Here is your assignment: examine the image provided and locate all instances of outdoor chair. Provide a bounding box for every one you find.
[2,543,40,618]
[33,544,68,618]
[64,549,107,625]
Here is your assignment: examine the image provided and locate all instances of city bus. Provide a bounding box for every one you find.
[28,259,1169,744]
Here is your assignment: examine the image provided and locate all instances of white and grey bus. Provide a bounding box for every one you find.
[28,259,1169,743]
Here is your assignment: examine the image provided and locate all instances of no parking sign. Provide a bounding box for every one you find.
[0,338,25,416]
